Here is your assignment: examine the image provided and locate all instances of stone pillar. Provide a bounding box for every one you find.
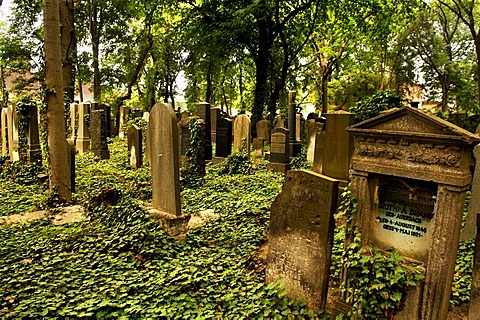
[75,103,90,153]
[26,104,41,163]
[268,128,290,173]
[7,104,19,161]
[148,103,181,216]
[288,92,301,157]
[90,109,110,160]
[1,107,7,155]
[127,124,142,169]
[469,211,480,320]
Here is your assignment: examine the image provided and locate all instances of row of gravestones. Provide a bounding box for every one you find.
[265,106,480,319]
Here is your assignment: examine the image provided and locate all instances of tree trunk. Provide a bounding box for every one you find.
[205,59,213,103]
[89,0,101,101]
[60,0,75,102]
[43,0,71,202]
[475,36,480,103]
[321,73,328,114]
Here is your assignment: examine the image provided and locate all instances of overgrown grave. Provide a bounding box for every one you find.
[342,106,479,319]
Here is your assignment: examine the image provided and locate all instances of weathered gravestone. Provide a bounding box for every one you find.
[266,170,339,310]
[178,117,206,176]
[118,105,129,138]
[313,132,325,174]
[256,120,272,144]
[75,103,90,153]
[288,92,301,157]
[127,124,142,169]
[268,127,290,173]
[211,108,221,144]
[233,114,251,153]
[197,103,212,160]
[469,199,480,320]
[252,137,264,161]
[1,107,7,155]
[345,106,479,320]
[7,104,19,161]
[306,122,324,163]
[26,103,41,163]
[274,115,286,129]
[296,113,301,141]
[90,109,110,160]
[213,116,232,163]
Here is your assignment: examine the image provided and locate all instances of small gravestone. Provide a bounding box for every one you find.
[266,170,338,310]
[90,109,110,160]
[313,132,325,174]
[197,103,212,160]
[211,108,221,143]
[274,115,285,129]
[306,122,323,163]
[268,128,290,173]
[76,103,90,153]
[233,114,251,153]
[7,104,19,161]
[26,104,41,164]
[1,107,7,155]
[118,105,129,138]
[213,116,232,163]
[128,124,142,169]
[252,137,264,161]
[256,120,272,144]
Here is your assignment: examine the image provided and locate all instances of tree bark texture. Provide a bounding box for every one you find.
[44,0,72,202]
[60,0,76,102]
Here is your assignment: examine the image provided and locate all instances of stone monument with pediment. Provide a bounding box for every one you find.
[345,106,479,320]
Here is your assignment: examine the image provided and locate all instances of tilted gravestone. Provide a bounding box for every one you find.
[233,114,251,153]
[266,170,339,310]
[90,109,110,160]
[213,116,232,163]
[197,103,212,160]
[256,120,272,144]
[345,106,479,320]
[127,124,142,169]
[268,127,290,173]
[75,103,90,153]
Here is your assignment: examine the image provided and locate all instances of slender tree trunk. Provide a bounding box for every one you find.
[475,37,480,102]
[44,0,71,202]
[60,0,75,102]
[89,0,101,101]
[205,59,213,103]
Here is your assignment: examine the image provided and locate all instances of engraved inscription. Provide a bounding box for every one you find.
[271,133,286,154]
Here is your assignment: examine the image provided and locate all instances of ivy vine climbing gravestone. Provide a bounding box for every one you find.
[345,106,479,320]
[266,170,339,310]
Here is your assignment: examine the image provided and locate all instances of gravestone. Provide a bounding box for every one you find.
[252,137,264,161]
[313,132,325,174]
[469,205,480,320]
[1,107,7,155]
[296,114,301,141]
[288,92,301,157]
[178,117,206,176]
[461,144,480,241]
[6,104,19,161]
[75,103,90,153]
[268,127,290,173]
[26,104,41,163]
[256,120,272,144]
[118,105,129,138]
[274,115,286,129]
[213,116,232,163]
[345,106,479,320]
[266,170,339,310]
[211,108,221,144]
[127,124,142,169]
[306,122,324,163]
[197,103,212,160]
[178,116,191,164]
[233,114,251,153]
[322,112,354,181]
[90,109,110,160]
[148,102,181,216]
[67,139,76,193]
[68,103,77,145]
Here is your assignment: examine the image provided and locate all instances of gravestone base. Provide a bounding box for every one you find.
[212,156,226,164]
[267,162,291,173]
[143,204,191,236]
[331,301,353,317]
[289,141,301,158]
[76,138,90,153]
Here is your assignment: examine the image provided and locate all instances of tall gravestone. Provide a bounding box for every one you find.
[118,105,129,138]
[288,92,301,157]
[306,122,324,163]
[68,103,77,145]
[211,108,221,144]
[213,117,232,163]
[197,103,212,160]
[268,127,290,173]
[256,120,272,144]
[178,117,205,176]
[313,132,325,174]
[267,170,339,310]
[148,103,181,216]
[76,103,90,153]
[128,124,142,169]
[7,104,19,161]
[322,112,354,181]
[1,107,7,155]
[90,110,110,159]
[345,106,479,320]
[233,114,251,153]
[26,104,41,163]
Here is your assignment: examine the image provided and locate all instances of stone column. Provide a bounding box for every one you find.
[288,92,301,157]
[75,103,90,153]
[421,184,468,320]
[468,211,480,320]
[7,104,19,161]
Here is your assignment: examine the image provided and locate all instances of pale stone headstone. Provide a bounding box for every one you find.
[233,114,251,153]
[274,115,285,129]
[213,117,232,163]
[256,120,272,144]
[267,170,338,310]
[252,137,264,161]
[26,104,41,163]
[346,106,479,320]
[143,111,150,121]
[197,103,212,160]
[313,132,325,174]
[306,122,324,163]
[6,104,19,161]
[1,107,7,155]
[322,112,354,181]
[268,127,290,173]
[67,139,75,193]
[118,105,129,138]
[128,124,142,169]
[90,110,110,160]
[295,113,301,141]
[75,103,90,153]
[148,102,181,216]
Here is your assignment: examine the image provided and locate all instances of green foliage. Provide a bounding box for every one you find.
[290,143,312,170]
[450,239,475,306]
[349,89,404,122]
[219,151,254,175]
